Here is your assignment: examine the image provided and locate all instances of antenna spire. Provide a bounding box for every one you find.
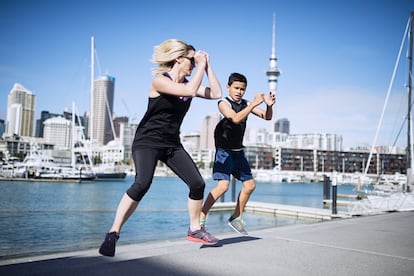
[266,12,280,94]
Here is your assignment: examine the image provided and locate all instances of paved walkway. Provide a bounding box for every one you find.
[1,211,413,275]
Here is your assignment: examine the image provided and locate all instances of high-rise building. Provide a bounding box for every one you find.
[6,83,36,137]
[0,119,5,138]
[36,109,88,139]
[36,111,61,137]
[6,104,21,137]
[274,118,290,134]
[113,116,128,138]
[119,122,137,161]
[200,113,221,150]
[285,133,343,151]
[90,75,115,145]
[43,116,72,149]
[63,109,88,139]
[182,132,201,151]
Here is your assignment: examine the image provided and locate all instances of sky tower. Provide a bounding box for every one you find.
[266,13,280,94]
[266,13,281,131]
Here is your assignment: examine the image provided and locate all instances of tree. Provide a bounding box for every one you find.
[196,161,205,169]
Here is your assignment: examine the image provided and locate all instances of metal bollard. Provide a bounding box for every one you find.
[220,192,225,202]
[323,175,331,200]
[231,176,236,202]
[332,172,337,215]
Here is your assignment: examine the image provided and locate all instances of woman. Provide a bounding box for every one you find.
[99,39,222,257]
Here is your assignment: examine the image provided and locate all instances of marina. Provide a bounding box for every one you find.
[0,177,94,183]
[2,173,413,261]
[0,144,128,182]
[0,175,359,260]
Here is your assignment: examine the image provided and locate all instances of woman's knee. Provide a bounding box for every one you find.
[189,178,205,200]
[126,180,151,201]
[189,186,204,200]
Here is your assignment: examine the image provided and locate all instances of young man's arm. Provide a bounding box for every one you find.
[251,91,275,120]
[220,94,264,124]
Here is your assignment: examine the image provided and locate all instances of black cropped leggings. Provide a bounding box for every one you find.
[126,147,205,202]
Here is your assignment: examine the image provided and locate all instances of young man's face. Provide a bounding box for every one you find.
[227,81,246,102]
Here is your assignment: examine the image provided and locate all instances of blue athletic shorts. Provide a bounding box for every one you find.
[212,149,253,181]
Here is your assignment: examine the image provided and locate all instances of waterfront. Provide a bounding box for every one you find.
[0,175,358,260]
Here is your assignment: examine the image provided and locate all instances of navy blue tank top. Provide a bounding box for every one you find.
[132,73,192,150]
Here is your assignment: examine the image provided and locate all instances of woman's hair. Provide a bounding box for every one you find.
[151,39,195,75]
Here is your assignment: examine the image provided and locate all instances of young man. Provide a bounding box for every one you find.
[200,72,275,235]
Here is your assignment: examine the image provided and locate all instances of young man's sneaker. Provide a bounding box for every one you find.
[99,231,119,257]
[187,227,219,245]
[228,217,248,236]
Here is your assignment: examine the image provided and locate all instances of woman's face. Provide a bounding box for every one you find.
[181,50,195,76]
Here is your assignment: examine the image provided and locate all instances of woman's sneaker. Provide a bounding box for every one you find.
[99,231,119,257]
[187,227,219,245]
[228,217,248,236]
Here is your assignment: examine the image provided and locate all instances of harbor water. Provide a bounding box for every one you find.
[0,175,357,260]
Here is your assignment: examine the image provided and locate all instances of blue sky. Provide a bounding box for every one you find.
[0,0,413,149]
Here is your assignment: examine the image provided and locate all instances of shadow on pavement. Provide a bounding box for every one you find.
[201,235,261,248]
[0,255,199,276]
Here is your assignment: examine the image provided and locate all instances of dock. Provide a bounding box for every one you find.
[1,211,413,275]
[212,201,349,220]
[0,176,94,183]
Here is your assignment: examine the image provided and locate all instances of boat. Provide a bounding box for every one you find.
[373,173,406,192]
[93,162,127,180]
[355,12,414,211]
[30,165,96,181]
[1,144,96,182]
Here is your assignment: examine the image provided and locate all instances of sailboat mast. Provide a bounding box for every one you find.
[89,36,94,163]
[407,12,413,192]
[72,102,76,167]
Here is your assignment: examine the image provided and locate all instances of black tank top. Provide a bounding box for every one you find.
[132,73,191,150]
[214,97,248,150]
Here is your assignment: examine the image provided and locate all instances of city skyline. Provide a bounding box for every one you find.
[1,0,413,149]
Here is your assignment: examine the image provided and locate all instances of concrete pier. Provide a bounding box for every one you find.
[214,201,349,220]
[1,211,413,275]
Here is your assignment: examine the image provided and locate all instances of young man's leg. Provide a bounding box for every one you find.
[227,179,255,236]
[232,179,255,218]
[200,180,230,223]
[228,150,256,236]
[201,149,232,226]
[231,150,255,219]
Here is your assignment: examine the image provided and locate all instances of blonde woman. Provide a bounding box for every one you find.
[99,39,222,257]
